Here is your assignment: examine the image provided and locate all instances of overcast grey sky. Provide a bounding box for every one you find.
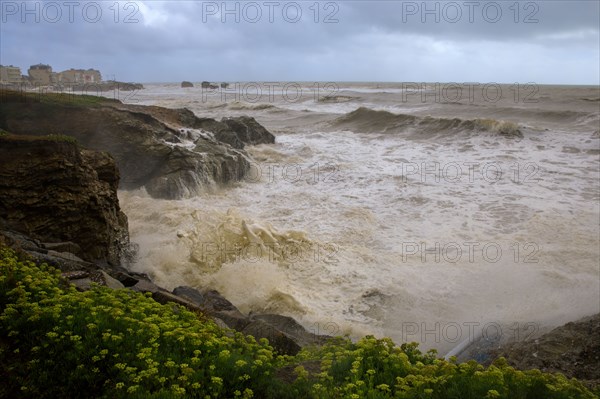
[1,1,599,84]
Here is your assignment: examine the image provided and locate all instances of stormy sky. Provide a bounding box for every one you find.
[1,0,599,84]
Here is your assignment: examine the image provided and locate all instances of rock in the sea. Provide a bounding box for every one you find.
[201,81,218,89]
[0,134,129,266]
[221,116,276,146]
[181,81,194,88]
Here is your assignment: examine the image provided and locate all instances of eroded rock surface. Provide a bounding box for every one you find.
[0,134,129,266]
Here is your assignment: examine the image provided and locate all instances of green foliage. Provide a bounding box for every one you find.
[0,89,118,107]
[0,247,596,399]
[38,92,115,107]
[0,131,78,145]
[0,247,278,398]
[292,338,596,398]
[44,134,78,144]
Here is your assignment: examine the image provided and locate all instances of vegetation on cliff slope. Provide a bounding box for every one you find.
[0,89,117,107]
[0,132,78,144]
[0,246,596,399]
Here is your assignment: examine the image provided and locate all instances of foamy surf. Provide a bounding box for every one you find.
[119,83,600,355]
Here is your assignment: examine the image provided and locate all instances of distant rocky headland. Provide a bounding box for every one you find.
[0,90,274,199]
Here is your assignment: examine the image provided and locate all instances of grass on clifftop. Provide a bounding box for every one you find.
[0,246,597,399]
[0,131,78,145]
[0,89,119,107]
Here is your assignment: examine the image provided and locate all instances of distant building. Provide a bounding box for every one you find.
[28,63,53,85]
[0,65,22,84]
[56,68,102,84]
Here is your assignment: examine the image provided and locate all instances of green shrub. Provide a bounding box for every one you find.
[0,247,596,399]
[292,337,596,398]
[44,134,78,144]
[0,247,278,398]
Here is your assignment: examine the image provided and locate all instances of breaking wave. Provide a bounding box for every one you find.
[179,208,315,272]
[330,107,523,137]
[318,95,357,103]
[227,101,277,111]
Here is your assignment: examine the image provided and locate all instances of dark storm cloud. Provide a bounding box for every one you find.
[340,1,599,40]
[0,1,598,83]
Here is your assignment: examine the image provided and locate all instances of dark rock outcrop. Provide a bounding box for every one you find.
[249,314,329,347]
[201,81,218,90]
[171,285,330,355]
[0,229,94,271]
[0,91,272,199]
[221,116,276,146]
[118,107,276,149]
[74,81,144,92]
[491,314,600,389]
[243,320,302,355]
[69,270,126,291]
[45,81,145,93]
[173,286,250,331]
[0,134,129,266]
[181,81,194,88]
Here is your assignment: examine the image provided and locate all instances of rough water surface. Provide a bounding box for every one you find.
[118,83,600,354]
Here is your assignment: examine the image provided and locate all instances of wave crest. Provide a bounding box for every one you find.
[181,209,314,272]
[227,101,276,111]
[331,107,523,137]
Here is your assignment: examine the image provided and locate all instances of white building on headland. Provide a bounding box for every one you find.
[56,68,102,84]
[28,63,54,85]
[25,64,103,86]
[0,65,23,84]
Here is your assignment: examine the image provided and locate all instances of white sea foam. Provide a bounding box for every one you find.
[119,83,600,354]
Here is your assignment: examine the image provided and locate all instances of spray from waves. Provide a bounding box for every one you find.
[318,95,357,103]
[330,107,524,138]
[206,103,229,109]
[121,192,330,317]
[118,84,600,355]
[226,101,277,111]
[178,208,314,273]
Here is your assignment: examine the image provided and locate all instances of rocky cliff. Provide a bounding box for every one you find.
[0,133,128,266]
[0,90,275,199]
